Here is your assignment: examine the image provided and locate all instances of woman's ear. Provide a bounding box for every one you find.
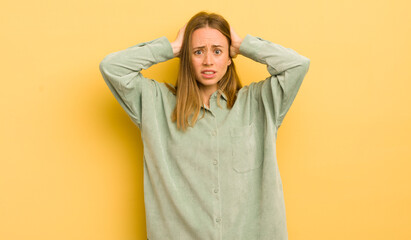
[228,58,232,66]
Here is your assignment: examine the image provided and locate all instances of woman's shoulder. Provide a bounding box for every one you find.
[235,79,270,102]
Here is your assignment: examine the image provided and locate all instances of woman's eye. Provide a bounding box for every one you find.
[215,49,222,54]
[194,50,202,55]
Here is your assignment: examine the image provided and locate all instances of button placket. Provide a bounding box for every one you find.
[211,128,220,198]
[209,114,222,233]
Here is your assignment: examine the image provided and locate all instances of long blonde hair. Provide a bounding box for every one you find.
[165,11,242,131]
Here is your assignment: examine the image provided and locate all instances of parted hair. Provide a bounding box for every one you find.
[165,11,242,132]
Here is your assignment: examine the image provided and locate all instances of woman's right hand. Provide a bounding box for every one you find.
[230,27,243,58]
[170,24,187,57]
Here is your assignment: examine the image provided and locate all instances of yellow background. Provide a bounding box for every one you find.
[1,0,410,239]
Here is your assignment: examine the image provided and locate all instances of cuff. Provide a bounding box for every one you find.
[148,36,175,62]
[239,34,263,62]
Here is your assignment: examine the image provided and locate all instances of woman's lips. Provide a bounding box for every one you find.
[201,70,216,79]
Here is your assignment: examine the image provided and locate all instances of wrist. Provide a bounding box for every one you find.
[230,38,243,58]
[170,41,181,57]
[232,39,243,51]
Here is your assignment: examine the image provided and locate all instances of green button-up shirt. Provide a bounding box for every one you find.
[99,34,310,240]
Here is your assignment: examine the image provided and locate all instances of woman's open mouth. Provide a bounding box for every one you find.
[201,70,216,79]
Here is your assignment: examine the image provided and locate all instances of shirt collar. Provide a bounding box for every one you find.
[211,89,227,101]
[201,89,228,110]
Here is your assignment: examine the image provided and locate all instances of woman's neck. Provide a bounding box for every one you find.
[199,85,218,108]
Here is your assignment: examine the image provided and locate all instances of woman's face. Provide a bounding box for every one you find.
[191,27,231,91]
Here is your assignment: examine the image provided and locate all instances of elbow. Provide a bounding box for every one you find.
[99,53,120,84]
[300,56,310,73]
[99,58,108,74]
[288,56,310,79]
[99,53,115,74]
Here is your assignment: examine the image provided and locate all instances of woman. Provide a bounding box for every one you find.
[100,11,310,240]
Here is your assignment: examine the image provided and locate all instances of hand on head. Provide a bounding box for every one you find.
[170,23,243,59]
[171,24,187,57]
[229,27,243,58]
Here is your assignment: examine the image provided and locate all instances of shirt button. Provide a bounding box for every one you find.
[214,188,219,193]
[211,131,217,136]
[213,160,218,165]
[216,217,221,223]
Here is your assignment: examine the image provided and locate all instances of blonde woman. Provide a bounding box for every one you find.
[99,11,310,240]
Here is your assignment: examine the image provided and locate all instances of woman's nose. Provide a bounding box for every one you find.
[202,52,213,65]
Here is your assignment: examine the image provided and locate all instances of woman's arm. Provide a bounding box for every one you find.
[100,26,185,126]
[99,37,174,127]
[231,28,310,129]
[99,25,186,127]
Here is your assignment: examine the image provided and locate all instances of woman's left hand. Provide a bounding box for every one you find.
[230,27,243,58]
[171,24,187,57]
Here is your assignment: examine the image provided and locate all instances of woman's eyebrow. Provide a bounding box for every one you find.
[193,44,224,49]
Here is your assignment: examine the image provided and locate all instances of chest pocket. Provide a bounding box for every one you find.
[230,123,262,173]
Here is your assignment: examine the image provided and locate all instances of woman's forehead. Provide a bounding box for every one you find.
[191,27,228,47]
